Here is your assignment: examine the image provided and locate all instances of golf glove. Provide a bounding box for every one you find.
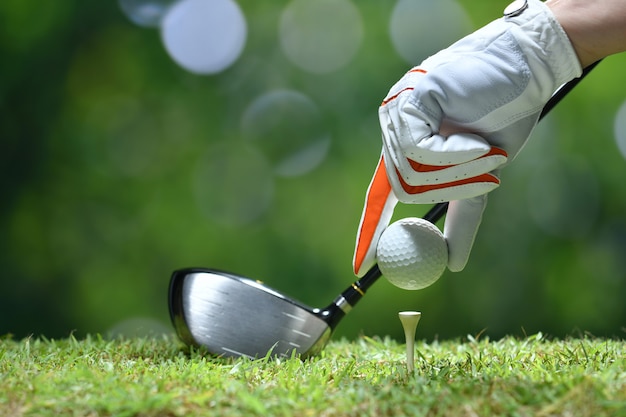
[354,0,582,277]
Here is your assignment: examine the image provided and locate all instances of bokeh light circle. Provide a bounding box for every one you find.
[390,0,472,64]
[118,0,175,27]
[279,0,363,74]
[526,157,600,239]
[613,99,626,160]
[241,90,331,177]
[160,0,247,74]
[193,141,274,226]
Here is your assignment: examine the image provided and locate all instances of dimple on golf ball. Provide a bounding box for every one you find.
[376,217,448,290]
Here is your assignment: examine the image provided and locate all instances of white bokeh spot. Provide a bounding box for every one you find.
[390,0,472,64]
[241,90,331,177]
[118,0,175,27]
[613,99,626,160]
[160,0,247,75]
[279,0,363,74]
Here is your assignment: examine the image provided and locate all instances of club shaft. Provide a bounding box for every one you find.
[539,60,601,120]
[321,61,600,329]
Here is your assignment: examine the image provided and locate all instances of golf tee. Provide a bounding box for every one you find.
[398,311,421,373]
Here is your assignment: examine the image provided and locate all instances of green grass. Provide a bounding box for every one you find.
[1,333,625,417]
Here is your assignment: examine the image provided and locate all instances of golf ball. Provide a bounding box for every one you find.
[376,217,448,290]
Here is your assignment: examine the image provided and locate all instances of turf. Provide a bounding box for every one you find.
[1,333,625,417]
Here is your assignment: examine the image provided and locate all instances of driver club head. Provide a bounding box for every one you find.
[169,268,333,359]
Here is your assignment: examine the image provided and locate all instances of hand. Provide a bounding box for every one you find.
[354,0,582,277]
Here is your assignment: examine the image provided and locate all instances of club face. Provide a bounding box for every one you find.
[169,268,332,359]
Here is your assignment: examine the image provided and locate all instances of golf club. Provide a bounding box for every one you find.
[169,61,600,359]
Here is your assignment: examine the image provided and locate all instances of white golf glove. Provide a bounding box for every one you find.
[354,0,582,277]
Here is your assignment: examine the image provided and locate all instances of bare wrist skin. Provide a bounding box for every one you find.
[546,0,626,67]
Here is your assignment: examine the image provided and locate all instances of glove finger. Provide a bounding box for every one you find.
[379,93,432,176]
[398,145,507,186]
[379,104,411,178]
[353,153,398,277]
[443,195,488,272]
[404,132,500,167]
[382,97,507,185]
[383,71,491,166]
[385,145,501,204]
[379,67,434,173]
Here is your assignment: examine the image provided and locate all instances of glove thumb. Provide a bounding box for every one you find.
[443,195,488,272]
[353,154,398,277]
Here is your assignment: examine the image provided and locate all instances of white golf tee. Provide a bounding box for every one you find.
[398,311,421,373]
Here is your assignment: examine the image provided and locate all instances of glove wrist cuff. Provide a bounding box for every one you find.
[505,0,583,85]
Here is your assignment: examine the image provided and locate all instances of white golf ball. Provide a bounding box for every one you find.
[376,217,448,290]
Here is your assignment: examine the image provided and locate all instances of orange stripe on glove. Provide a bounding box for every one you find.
[353,155,398,277]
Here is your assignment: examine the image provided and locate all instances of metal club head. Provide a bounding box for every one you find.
[169,268,333,359]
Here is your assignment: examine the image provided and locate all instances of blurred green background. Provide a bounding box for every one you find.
[2,0,625,343]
